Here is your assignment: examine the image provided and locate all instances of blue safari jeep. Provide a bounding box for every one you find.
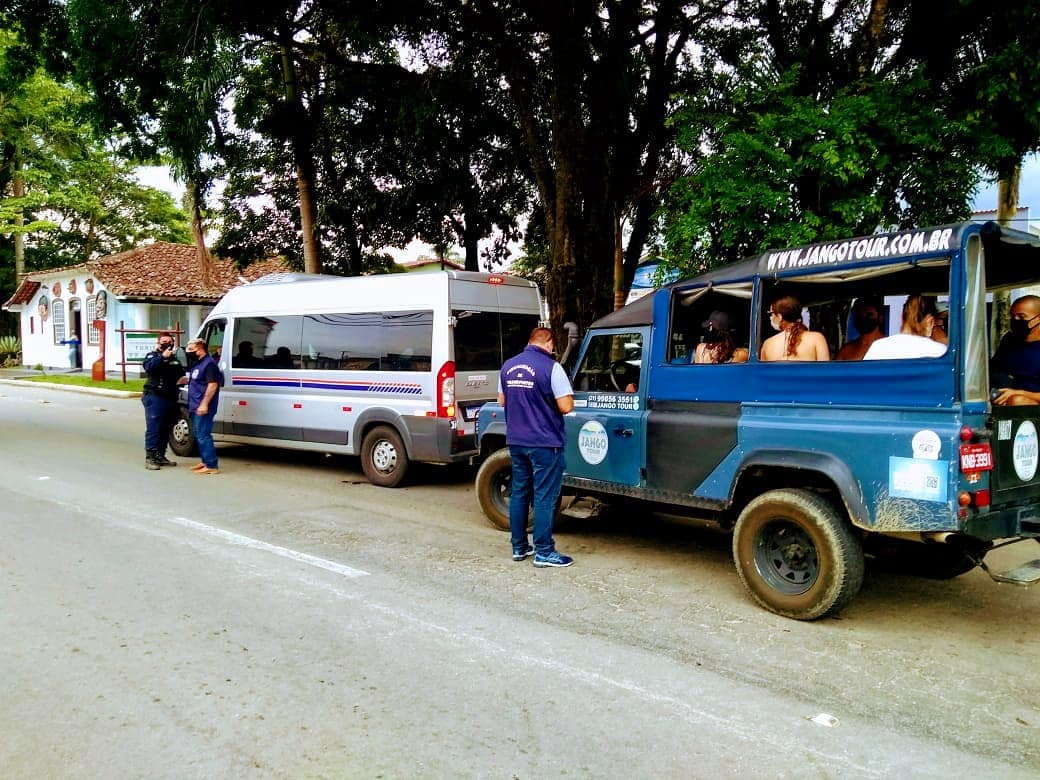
[475,221,1040,620]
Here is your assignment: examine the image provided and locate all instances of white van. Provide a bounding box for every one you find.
[170,271,544,486]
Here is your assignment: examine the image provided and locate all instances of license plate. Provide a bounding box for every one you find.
[960,443,993,471]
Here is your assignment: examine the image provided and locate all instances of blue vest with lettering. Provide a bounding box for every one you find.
[501,345,565,448]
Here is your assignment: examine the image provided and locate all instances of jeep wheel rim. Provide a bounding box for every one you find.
[754,519,818,594]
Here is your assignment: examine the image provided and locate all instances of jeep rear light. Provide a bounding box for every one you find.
[437,361,456,418]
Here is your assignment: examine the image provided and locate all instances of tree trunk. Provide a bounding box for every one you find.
[990,161,1021,348]
[13,154,24,279]
[187,178,214,288]
[280,40,322,275]
[464,229,480,272]
[613,214,625,311]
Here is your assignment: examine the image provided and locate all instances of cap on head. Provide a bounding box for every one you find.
[701,310,731,332]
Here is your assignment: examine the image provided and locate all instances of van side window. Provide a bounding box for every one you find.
[235,316,302,369]
[574,332,643,392]
[200,318,227,361]
[302,310,433,371]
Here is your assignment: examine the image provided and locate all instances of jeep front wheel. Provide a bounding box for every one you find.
[475,448,514,531]
[733,489,864,620]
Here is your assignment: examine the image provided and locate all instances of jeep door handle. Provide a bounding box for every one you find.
[613,427,634,438]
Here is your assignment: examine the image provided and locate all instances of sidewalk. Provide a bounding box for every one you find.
[0,368,142,398]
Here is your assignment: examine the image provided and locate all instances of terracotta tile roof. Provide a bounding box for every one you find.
[87,242,240,300]
[239,256,295,282]
[4,245,294,310]
[3,279,40,308]
[401,256,464,271]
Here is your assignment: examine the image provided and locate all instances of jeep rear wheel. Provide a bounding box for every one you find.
[733,489,864,620]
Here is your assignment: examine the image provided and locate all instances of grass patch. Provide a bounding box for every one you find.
[19,374,146,392]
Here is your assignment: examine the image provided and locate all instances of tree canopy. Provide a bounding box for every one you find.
[1,0,1038,332]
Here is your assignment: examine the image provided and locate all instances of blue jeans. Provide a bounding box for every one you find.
[142,393,176,454]
[192,409,218,468]
[508,445,565,555]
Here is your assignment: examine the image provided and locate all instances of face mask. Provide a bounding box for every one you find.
[853,315,878,334]
[703,327,723,343]
[1011,317,1037,340]
[187,352,199,368]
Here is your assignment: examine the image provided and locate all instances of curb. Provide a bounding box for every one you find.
[0,377,141,399]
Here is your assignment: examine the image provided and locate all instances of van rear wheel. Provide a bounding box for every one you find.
[361,425,409,487]
[733,489,864,620]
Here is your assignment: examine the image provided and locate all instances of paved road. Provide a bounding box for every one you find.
[1,381,1037,777]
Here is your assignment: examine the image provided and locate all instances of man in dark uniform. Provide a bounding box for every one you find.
[498,327,575,567]
[141,332,185,470]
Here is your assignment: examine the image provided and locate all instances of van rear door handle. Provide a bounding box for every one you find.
[614,427,633,438]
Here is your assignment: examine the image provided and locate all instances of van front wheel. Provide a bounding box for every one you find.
[169,407,196,457]
[733,489,864,620]
[361,425,409,487]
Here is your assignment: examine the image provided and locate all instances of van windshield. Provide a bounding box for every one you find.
[453,310,540,371]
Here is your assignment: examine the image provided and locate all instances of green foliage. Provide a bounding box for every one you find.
[0,335,21,362]
[0,26,190,321]
[658,2,993,274]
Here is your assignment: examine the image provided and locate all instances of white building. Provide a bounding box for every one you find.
[2,243,287,373]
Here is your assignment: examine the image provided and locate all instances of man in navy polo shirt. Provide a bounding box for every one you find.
[187,338,222,475]
[498,327,575,567]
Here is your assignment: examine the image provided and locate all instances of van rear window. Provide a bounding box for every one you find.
[453,311,540,371]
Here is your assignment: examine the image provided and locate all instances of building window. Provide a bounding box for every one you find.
[52,301,66,344]
[149,304,191,337]
[86,296,100,345]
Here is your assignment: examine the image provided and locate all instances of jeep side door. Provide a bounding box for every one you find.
[564,329,648,486]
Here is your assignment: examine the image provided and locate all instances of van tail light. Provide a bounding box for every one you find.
[437,361,456,418]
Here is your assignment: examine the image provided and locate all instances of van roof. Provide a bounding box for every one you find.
[208,270,540,318]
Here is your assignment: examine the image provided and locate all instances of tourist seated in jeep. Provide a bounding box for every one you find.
[694,311,750,364]
[760,295,830,361]
[836,297,885,360]
[864,293,947,360]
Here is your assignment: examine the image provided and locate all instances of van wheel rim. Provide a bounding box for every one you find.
[754,520,818,594]
[172,419,190,445]
[371,440,397,473]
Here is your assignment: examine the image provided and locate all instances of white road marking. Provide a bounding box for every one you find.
[167,515,369,579]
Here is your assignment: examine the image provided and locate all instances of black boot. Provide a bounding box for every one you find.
[145,450,161,470]
[155,451,177,467]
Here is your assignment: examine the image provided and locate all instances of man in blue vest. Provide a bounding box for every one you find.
[186,338,222,475]
[498,327,575,567]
